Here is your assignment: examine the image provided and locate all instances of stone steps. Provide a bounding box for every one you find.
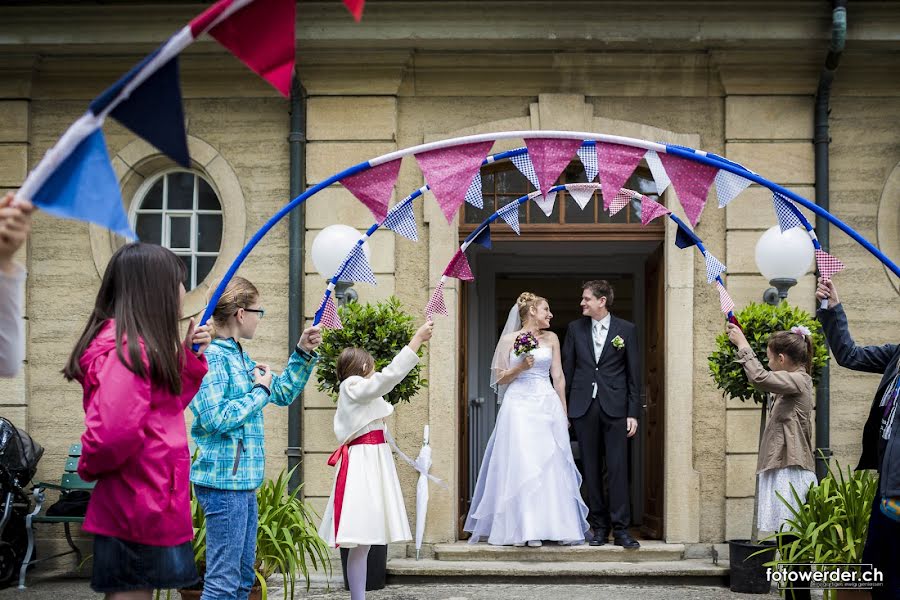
[386,558,729,585]
[426,540,686,563]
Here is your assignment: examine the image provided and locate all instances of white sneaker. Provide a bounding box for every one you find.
[526,540,542,547]
[513,542,525,547]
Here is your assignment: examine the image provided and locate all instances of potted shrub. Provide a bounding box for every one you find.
[708,301,828,593]
[316,296,429,591]
[165,468,331,600]
[765,460,878,600]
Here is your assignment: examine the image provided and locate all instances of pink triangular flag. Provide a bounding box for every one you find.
[425,280,449,318]
[525,138,583,197]
[717,282,735,315]
[444,249,474,281]
[534,190,556,217]
[609,189,633,217]
[640,196,670,226]
[596,142,647,212]
[318,295,343,329]
[340,159,401,222]
[415,141,494,224]
[815,249,845,281]
[658,153,718,227]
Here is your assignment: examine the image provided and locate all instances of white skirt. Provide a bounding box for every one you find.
[757,466,817,532]
[318,423,411,548]
[464,373,589,545]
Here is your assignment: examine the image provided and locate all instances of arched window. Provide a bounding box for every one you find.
[131,170,224,290]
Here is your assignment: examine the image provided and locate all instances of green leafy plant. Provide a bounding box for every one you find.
[708,301,828,405]
[757,459,879,599]
[316,296,428,405]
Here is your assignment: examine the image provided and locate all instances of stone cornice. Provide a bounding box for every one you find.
[0,1,898,53]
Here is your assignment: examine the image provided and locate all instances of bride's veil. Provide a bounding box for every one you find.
[490,304,521,404]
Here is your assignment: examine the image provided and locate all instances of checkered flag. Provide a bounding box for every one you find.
[425,280,449,318]
[337,244,377,285]
[609,189,633,217]
[576,144,598,182]
[717,282,735,315]
[714,170,752,208]
[705,252,727,284]
[497,200,521,235]
[318,295,343,330]
[383,200,419,241]
[815,248,845,281]
[773,192,804,233]
[644,150,671,195]
[465,172,484,209]
[511,152,540,190]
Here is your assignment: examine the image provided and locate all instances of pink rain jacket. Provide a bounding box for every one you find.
[76,320,208,546]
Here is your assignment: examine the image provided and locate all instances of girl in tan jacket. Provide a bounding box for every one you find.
[726,323,817,532]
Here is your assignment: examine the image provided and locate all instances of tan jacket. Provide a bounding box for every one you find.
[333,346,419,446]
[735,347,815,474]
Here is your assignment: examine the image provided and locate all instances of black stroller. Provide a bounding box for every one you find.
[0,417,43,589]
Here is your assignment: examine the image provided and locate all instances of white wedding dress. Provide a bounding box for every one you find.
[464,346,590,545]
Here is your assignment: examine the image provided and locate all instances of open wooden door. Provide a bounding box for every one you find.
[641,243,665,538]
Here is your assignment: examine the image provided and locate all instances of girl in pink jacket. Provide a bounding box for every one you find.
[63,243,212,599]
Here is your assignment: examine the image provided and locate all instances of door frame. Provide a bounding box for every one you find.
[457,239,660,538]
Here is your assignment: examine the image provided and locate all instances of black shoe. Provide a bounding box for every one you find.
[613,531,640,549]
[588,530,609,546]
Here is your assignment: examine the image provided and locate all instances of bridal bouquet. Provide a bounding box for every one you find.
[513,331,539,357]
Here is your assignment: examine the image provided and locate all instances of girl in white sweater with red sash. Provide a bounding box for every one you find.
[318,319,434,600]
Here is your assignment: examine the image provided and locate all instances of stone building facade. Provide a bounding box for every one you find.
[1,1,898,559]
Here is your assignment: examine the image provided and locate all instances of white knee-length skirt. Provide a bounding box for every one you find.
[317,426,411,548]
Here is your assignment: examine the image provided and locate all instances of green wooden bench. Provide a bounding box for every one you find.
[18,444,95,589]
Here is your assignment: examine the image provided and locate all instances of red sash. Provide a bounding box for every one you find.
[327,429,386,542]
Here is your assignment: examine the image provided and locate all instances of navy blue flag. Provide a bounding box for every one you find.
[90,46,189,168]
[472,225,492,249]
[674,221,700,249]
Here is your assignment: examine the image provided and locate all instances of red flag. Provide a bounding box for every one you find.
[343,0,365,21]
[191,0,296,98]
[444,249,474,281]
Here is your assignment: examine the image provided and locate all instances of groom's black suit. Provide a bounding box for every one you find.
[562,315,640,533]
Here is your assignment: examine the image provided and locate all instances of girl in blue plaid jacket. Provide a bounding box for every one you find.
[189,277,322,600]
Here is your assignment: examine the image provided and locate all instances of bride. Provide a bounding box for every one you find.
[465,292,589,546]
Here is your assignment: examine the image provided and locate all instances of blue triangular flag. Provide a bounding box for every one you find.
[705,252,727,284]
[31,128,134,238]
[472,225,492,249]
[497,200,521,235]
[383,200,418,241]
[773,192,804,233]
[338,244,377,285]
[465,172,483,209]
[510,153,539,190]
[90,47,189,168]
[674,221,699,249]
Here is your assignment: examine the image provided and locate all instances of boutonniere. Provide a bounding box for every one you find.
[611,335,625,350]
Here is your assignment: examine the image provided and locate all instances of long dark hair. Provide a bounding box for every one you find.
[63,242,186,394]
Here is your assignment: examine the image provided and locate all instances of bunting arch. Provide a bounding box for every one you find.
[196,131,900,336]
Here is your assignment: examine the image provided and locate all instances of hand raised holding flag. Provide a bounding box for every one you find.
[0,192,33,273]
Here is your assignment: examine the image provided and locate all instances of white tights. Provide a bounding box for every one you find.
[346,544,371,600]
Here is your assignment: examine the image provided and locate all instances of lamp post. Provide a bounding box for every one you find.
[754,225,814,305]
[310,224,369,307]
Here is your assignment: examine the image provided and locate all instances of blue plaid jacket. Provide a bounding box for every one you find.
[189,337,317,490]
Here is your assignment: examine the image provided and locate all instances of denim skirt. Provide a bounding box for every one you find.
[91,534,199,593]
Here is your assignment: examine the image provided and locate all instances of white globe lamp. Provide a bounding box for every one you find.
[754,225,814,305]
[311,224,370,305]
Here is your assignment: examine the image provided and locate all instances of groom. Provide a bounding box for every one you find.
[562,280,641,548]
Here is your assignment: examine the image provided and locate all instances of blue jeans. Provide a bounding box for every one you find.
[195,486,258,600]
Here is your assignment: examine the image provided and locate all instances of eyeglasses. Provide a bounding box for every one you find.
[242,308,265,319]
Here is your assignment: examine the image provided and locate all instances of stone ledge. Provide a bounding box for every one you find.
[386,558,728,579]
[427,541,685,563]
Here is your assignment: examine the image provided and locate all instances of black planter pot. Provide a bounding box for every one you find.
[728,539,777,594]
[339,544,387,591]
